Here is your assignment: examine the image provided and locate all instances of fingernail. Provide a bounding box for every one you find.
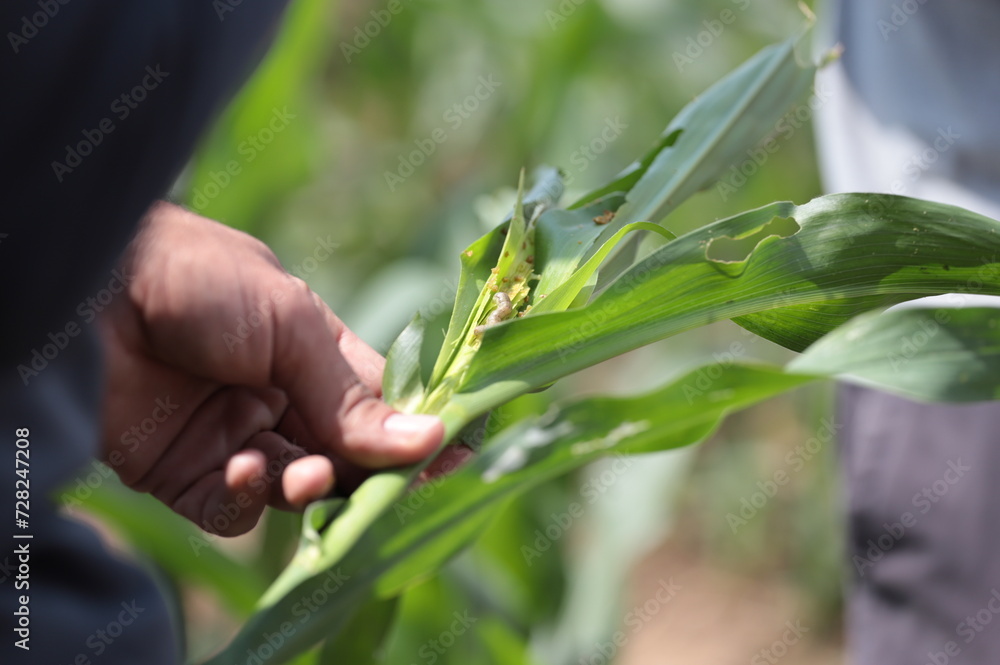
[384,413,441,436]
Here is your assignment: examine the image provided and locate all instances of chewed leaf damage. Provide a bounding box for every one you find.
[706,215,800,275]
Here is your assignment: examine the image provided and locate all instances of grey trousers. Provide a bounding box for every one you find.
[839,386,1000,663]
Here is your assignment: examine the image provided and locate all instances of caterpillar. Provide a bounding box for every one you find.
[474,292,513,335]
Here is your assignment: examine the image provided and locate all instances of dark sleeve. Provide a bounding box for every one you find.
[0,1,289,662]
[2,0,289,355]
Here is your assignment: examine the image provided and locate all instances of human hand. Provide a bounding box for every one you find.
[98,202,444,536]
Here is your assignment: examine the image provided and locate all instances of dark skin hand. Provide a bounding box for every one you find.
[99,202,446,536]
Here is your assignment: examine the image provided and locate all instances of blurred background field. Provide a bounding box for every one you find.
[71,0,848,663]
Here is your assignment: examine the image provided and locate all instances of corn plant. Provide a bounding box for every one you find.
[203,30,1000,664]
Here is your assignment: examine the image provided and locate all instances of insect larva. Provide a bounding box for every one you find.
[593,210,615,225]
[475,292,513,335]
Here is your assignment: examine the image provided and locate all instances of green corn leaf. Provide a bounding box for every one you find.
[733,194,1000,350]
[790,305,1000,402]
[732,293,892,352]
[299,499,346,560]
[428,170,552,390]
[205,299,1000,664]
[597,29,818,237]
[316,595,400,665]
[200,362,811,664]
[69,480,265,617]
[248,190,1000,649]
[383,314,426,411]
[474,618,541,665]
[428,26,819,392]
[520,165,566,220]
[202,25,1000,665]
[531,220,676,315]
[532,194,627,302]
[454,194,1000,416]
[371,365,810,598]
[428,222,509,388]
[576,29,818,289]
[567,129,683,211]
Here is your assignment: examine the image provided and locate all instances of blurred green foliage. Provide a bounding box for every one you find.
[78,0,846,662]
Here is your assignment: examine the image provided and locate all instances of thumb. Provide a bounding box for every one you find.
[271,278,443,467]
